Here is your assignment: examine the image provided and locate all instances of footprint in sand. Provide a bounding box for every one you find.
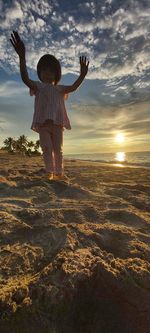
[107,202,128,209]
[90,227,134,259]
[44,180,95,200]
[105,209,147,229]
[82,206,103,223]
[60,208,86,224]
[128,195,150,212]
[1,198,31,208]
[31,191,55,205]
[0,225,67,278]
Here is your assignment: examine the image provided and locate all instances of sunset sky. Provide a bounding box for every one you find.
[0,0,150,154]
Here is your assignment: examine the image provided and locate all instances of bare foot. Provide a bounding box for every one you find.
[53,174,70,182]
[45,173,53,180]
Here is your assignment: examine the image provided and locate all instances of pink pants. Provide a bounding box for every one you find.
[39,124,63,174]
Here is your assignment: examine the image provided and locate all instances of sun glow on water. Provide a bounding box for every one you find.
[115,151,126,162]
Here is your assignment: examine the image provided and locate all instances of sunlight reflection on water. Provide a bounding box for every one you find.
[115,152,126,162]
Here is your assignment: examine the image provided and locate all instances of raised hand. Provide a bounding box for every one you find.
[10,31,25,58]
[80,56,89,77]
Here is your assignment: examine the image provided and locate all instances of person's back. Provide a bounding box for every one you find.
[10,31,89,181]
[30,81,71,132]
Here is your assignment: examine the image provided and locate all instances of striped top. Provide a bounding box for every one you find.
[30,81,71,132]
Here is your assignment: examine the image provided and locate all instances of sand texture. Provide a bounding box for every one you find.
[0,152,150,333]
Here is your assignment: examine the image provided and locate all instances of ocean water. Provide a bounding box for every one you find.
[65,151,150,168]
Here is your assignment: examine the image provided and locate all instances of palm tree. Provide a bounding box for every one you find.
[26,140,34,156]
[34,139,40,152]
[27,140,35,150]
[3,137,14,152]
[3,135,41,156]
[16,135,28,155]
[31,140,41,155]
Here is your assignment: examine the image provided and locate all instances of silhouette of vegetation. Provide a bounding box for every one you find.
[2,135,41,156]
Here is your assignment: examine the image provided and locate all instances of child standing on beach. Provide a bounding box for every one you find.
[10,31,89,181]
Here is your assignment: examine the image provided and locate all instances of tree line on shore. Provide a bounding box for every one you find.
[1,135,41,156]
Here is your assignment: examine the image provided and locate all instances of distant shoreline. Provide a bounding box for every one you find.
[1,150,150,169]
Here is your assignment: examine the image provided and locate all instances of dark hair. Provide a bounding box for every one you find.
[37,54,61,84]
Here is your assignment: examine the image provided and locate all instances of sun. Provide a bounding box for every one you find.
[115,133,125,144]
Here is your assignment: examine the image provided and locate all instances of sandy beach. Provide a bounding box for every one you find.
[0,151,150,333]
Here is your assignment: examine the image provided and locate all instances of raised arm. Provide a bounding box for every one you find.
[10,31,37,91]
[62,56,89,94]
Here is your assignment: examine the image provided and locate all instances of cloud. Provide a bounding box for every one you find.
[0,0,149,152]
[0,0,149,81]
[67,99,150,139]
[0,80,26,97]
[3,1,23,28]
[0,76,149,152]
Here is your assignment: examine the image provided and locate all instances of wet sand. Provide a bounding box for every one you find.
[0,151,150,333]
